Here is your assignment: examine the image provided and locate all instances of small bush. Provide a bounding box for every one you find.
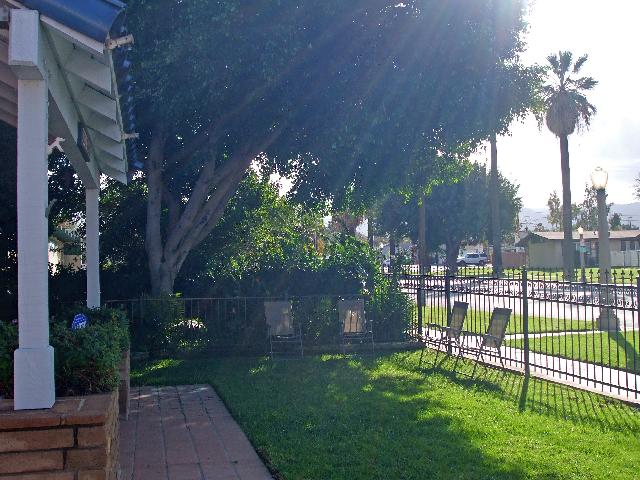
[52,320,124,396]
[0,307,130,398]
[369,276,414,342]
[139,295,192,357]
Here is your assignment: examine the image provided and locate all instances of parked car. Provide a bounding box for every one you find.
[456,252,487,266]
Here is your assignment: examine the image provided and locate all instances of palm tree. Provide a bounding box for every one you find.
[543,51,597,279]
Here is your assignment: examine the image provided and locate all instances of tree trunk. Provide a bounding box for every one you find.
[150,263,176,296]
[367,212,374,249]
[559,135,574,280]
[445,240,460,274]
[489,134,503,277]
[145,126,173,296]
[418,193,427,274]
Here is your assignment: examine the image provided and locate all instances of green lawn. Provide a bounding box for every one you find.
[133,352,640,480]
[423,305,595,335]
[507,331,640,373]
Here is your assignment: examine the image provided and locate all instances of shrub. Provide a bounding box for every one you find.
[369,275,414,342]
[0,306,130,398]
[139,295,189,357]
[55,305,130,352]
[0,321,18,398]
[52,320,124,396]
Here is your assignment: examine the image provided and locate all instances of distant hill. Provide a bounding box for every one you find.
[519,207,550,229]
[519,202,640,230]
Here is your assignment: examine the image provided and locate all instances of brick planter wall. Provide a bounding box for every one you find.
[0,391,119,480]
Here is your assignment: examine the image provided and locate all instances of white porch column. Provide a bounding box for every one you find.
[11,9,55,410]
[86,188,101,308]
[14,77,54,410]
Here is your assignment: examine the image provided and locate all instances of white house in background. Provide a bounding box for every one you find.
[2,0,136,410]
[517,230,640,268]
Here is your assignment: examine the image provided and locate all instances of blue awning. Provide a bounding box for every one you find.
[21,0,125,43]
[17,0,141,175]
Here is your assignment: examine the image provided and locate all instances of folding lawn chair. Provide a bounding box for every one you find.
[338,298,374,354]
[264,301,303,359]
[456,307,512,377]
[419,301,469,369]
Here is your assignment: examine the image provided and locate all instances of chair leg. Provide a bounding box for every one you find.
[432,343,442,369]
[432,335,447,369]
[471,348,484,378]
[452,341,463,374]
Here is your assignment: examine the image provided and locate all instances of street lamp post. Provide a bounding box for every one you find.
[590,167,618,331]
[577,226,586,283]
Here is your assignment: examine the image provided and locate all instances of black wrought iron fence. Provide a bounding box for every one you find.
[105,293,417,356]
[399,268,640,400]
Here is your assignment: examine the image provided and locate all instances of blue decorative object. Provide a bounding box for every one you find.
[72,313,88,330]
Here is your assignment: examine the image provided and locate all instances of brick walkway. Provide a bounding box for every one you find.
[119,385,273,480]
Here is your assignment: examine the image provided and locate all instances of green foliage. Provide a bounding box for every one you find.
[139,295,186,357]
[543,51,597,137]
[322,236,379,294]
[610,213,623,231]
[0,321,18,398]
[0,124,17,321]
[369,276,414,342]
[179,173,323,296]
[547,185,611,232]
[0,307,129,398]
[132,235,411,356]
[51,320,123,397]
[129,0,530,204]
[423,162,521,268]
[546,190,563,230]
[55,306,130,352]
[576,183,611,231]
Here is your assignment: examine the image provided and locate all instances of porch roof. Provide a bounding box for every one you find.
[0,0,138,185]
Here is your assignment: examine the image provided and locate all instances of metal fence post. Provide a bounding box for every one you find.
[417,280,423,339]
[637,275,640,336]
[445,274,452,321]
[445,274,452,354]
[522,268,530,377]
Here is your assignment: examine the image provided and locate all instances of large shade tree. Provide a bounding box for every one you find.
[128,0,529,294]
[425,163,521,271]
[543,51,597,279]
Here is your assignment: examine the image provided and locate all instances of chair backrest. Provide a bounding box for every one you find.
[447,301,469,339]
[264,301,294,336]
[483,307,512,348]
[338,298,366,334]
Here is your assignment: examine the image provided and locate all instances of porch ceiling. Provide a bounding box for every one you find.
[0,0,136,185]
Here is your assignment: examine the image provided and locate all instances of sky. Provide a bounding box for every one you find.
[472,0,640,209]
